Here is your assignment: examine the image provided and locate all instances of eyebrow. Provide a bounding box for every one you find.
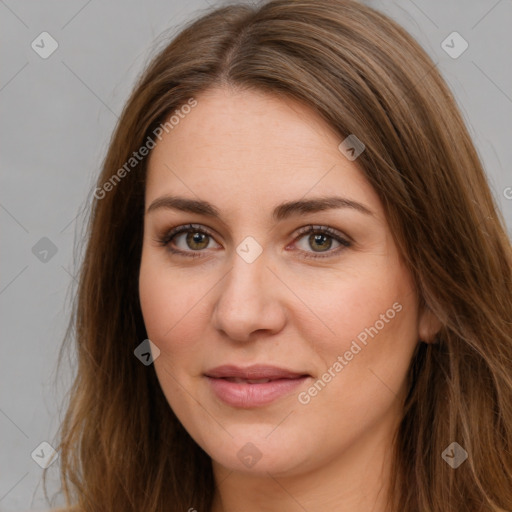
[146,195,373,220]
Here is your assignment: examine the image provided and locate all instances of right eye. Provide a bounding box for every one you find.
[155,224,221,258]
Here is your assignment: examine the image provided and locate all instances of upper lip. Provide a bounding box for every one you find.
[204,365,309,380]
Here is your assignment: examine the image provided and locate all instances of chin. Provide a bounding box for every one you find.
[205,430,314,476]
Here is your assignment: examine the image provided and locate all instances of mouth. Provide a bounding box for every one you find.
[221,377,281,384]
[204,365,311,408]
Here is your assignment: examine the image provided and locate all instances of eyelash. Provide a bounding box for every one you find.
[154,223,352,260]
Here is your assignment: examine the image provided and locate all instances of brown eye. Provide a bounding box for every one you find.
[156,224,220,257]
[184,231,210,250]
[307,233,333,252]
[293,226,351,259]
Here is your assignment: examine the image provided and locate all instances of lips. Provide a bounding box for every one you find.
[205,364,307,381]
[225,377,273,384]
[204,365,310,408]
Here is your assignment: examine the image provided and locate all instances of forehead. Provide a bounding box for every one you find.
[145,87,381,218]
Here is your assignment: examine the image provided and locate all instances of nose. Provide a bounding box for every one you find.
[211,250,287,343]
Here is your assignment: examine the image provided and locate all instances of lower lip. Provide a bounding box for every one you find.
[205,376,309,408]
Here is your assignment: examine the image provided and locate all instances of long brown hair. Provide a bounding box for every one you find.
[44,0,512,510]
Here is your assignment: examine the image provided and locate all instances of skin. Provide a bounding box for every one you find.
[139,86,440,512]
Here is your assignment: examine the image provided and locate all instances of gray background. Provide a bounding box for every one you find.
[1,0,511,510]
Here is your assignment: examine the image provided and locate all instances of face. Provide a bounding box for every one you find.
[139,86,433,478]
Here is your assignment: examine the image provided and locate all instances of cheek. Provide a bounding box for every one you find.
[139,259,172,340]
[295,286,418,447]
[297,260,419,398]
[295,262,414,350]
[138,250,205,354]
[139,251,215,447]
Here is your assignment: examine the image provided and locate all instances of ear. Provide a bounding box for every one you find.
[418,305,442,343]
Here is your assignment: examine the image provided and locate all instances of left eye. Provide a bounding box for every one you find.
[291,226,351,259]
[294,230,346,255]
[156,224,351,259]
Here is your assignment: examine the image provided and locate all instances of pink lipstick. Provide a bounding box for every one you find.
[204,365,310,408]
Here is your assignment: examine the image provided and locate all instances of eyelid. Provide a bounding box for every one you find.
[289,225,351,259]
[293,224,353,244]
[154,223,220,255]
[154,223,352,259]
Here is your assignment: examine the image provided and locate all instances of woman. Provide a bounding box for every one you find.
[45,0,512,510]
